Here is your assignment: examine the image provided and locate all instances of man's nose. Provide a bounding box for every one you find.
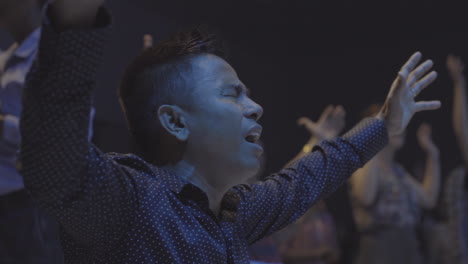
[244,99,263,121]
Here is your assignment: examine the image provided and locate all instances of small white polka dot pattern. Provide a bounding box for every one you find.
[19,9,389,264]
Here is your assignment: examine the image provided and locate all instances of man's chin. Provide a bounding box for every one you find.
[240,162,262,178]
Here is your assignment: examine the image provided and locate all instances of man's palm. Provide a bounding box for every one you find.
[379,52,440,136]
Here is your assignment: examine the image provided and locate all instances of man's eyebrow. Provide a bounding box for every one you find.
[232,84,250,96]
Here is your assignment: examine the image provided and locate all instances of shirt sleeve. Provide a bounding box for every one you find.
[19,8,137,249]
[234,118,388,244]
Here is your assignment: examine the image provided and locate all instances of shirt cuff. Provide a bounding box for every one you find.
[341,117,388,165]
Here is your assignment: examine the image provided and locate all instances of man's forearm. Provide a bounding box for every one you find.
[242,118,388,244]
[20,8,110,206]
[19,8,136,247]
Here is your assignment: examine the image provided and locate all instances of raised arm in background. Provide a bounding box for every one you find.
[407,123,441,209]
[284,105,346,168]
[447,55,468,168]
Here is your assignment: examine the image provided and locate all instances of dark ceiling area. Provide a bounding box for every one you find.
[86,0,468,176]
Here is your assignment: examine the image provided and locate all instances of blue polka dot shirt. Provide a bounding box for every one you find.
[19,8,388,264]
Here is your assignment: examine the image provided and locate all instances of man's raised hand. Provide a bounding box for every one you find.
[378,52,441,137]
[49,0,105,30]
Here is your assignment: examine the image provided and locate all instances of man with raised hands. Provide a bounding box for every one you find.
[19,0,440,263]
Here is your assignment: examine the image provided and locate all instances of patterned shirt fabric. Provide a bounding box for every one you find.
[19,9,388,264]
[0,27,40,195]
[351,163,421,232]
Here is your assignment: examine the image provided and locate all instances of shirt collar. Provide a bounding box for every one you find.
[155,166,241,221]
[219,189,241,221]
[155,166,190,194]
[12,27,41,59]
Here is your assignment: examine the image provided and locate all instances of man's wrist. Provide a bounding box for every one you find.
[375,111,395,140]
[48,4,104,31]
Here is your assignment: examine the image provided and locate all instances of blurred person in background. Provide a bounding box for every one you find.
[430,55,468,264]
[350,104,441,264]
[279,105,344,264]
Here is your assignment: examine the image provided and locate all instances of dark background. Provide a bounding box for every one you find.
[1,0,467,262]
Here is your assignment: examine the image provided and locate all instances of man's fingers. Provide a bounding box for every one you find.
[408,60,433,87]
[391,54,423,96]
[399,52,423,80]
[297,117,319,134]
[411,71,438,98]
[414,101,441,112]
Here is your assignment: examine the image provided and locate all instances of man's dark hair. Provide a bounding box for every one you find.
[119,27,226,164]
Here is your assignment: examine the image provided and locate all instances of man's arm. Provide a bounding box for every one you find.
[447,55,468,168]
[238,117,388,243]
[20,2,137,248]
[236,52,440,243]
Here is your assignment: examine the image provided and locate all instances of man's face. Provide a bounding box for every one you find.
[182,54,264,188]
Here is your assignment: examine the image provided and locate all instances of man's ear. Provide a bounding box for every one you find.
[158,105,189,141]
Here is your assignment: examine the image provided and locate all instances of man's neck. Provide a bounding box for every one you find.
[163,160,231,215]
[1,5,42,43]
